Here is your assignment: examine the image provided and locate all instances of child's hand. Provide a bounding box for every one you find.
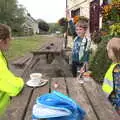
[80,67,85,74]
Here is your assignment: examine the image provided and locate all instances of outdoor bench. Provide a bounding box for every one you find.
[12,54,32,68]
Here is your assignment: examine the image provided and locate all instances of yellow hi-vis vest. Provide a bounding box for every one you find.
[102,63,119,97]
[0,51,24,115]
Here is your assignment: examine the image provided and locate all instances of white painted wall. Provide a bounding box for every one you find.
[67,0,103,28]
[25,15,39,34]
[67,0,93,18]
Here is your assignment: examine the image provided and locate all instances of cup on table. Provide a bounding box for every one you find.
[30,73,42,85]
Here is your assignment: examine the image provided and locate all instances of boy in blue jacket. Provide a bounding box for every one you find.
[66,10,91,77]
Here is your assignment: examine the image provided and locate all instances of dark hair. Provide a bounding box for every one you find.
[0,24,11,40]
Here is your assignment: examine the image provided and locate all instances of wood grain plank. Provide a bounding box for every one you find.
[6,87,33,120]
[51,77,67,95]
[12,54,32,65]
[66,77,98,120]
[83,79,120,120]
[24,80,49,120]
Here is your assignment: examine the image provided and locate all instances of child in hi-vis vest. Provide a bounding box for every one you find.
[102,38,120,115]
[0,24,24,116]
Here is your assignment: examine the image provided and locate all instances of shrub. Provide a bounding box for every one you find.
[101,2,120,22]
[89,35,112,83]
[101,1,120,36]
[91,31,102,44]
[109,23,120,36]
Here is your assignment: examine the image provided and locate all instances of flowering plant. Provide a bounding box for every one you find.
[101,1,120,37]
[109,23,120,36]
[101,2,120,22]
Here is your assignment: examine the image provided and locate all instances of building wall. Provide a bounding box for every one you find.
[32,22,39,34]
[67,0,103,29]
[67,0,94,18]
[26,16,39,34]
[24,15,39,35]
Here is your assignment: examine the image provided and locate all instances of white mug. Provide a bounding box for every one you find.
[30,73,42,84]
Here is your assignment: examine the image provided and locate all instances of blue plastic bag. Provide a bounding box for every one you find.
[32,91,86,120]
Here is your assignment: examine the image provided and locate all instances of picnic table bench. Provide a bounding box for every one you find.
[12,54,33,68]
[5,54,120,120]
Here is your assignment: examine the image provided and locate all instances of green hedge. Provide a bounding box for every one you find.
[89,35,112,83]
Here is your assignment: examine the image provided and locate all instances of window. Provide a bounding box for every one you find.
[71,8,80,18]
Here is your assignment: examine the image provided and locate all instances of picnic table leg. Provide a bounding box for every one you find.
[46,53,55,64]
[51,53,55,60]
[46,53,49,63]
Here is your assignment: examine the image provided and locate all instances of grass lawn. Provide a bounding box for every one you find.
[5,35,50,60]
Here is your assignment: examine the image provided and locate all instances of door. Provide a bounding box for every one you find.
[90,0,100,34]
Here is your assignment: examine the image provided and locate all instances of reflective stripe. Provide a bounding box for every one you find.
[102,63,118,96]
[102,63,120,97]
[103,78,113,88]
[102,77,113,96]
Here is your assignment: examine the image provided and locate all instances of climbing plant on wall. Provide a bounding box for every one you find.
[101,0,120,36]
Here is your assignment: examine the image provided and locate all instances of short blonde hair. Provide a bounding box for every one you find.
[107,37,120,62]
[0,24,11,40]
[75,19,88,30]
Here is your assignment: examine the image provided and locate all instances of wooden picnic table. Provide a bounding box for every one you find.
[31,38,64,64]
[6,74,120,119]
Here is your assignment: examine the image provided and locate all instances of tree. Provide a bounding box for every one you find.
[0,0,25,35]
[49,23,62,33]
[58,17,68,33]
[37,19,49,32]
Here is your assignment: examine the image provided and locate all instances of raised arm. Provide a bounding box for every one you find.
[66,9,77,38]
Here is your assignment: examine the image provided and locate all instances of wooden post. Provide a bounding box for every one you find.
[65,0,68,48]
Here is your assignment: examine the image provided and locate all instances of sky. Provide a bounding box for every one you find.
[18,0,66,23]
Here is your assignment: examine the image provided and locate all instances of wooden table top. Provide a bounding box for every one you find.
[31,38,64,55]
[5,77,120,120]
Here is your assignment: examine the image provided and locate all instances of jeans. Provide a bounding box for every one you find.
[72,61,83,77]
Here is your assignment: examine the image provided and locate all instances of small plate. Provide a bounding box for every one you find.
[26,79,48,88]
